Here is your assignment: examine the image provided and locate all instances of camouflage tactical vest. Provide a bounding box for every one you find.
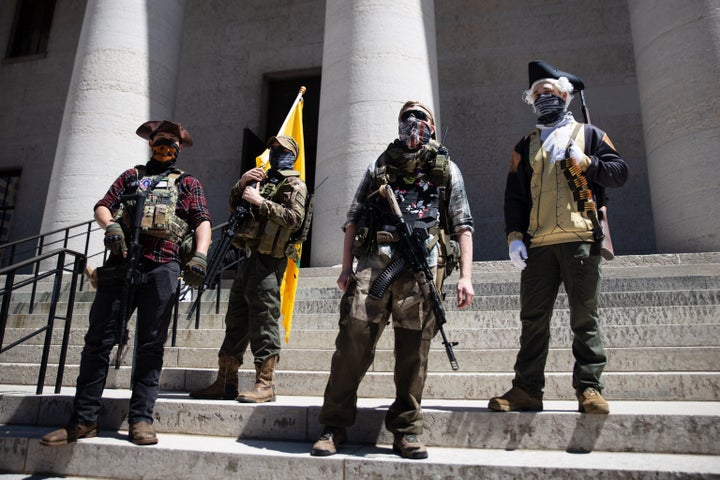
[234,169,307,259]
[117,165,191,244]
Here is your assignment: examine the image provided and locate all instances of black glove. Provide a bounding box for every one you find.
[103,222,126,256]
[183,252,207,288]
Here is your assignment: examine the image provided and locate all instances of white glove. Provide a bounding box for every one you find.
[567,143,590,170]
[508,239,527,270]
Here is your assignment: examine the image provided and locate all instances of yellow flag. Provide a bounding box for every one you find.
[255,88,306,343]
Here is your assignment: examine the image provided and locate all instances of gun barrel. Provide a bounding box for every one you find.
[381,184,460,370]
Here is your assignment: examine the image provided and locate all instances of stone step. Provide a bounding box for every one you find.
[5,300,720,331]
[3,363,718,401]
[2,424,718,480]
[8,287,720,317]
[5,315,717,352]
[3,342,719,373]
[2,387,719,455]
[12,270,720,303]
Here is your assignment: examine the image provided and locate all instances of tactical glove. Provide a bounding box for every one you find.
[508,239,528,270]
[183,252,207,288]
[104,222,126,256]
[416,139,441,165]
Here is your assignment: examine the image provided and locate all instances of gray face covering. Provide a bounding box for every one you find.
[269,149,296,170]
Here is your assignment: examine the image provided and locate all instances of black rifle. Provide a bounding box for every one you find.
[368,185,460,370]
[185,202,250,319]
[112,181,147,369]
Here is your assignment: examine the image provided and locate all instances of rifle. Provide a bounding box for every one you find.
[185,201,250,319]
[112,179,147,369]
[368,184,460,370]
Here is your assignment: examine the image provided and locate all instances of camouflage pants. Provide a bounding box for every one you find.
[318,263,438,435]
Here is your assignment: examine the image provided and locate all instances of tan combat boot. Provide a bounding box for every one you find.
[189,354,240,399]
[488,385,543,412]
[236,355,277,403]
[577,387,610,414]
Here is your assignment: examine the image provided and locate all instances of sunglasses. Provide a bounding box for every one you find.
[400,109,429,122]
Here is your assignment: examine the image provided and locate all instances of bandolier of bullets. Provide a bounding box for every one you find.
[559,155,605,243]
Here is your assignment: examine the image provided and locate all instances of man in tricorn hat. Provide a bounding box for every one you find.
[190,134,307,404]
[488,61,628,414]
[41,120,212,446]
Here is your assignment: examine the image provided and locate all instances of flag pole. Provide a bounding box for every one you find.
[257,86,306,170]
[277,86,306,135]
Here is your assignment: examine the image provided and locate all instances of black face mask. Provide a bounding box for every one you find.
[269,149,296,170]
[534,93,566,125]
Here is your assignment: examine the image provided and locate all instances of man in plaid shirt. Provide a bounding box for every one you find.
[41,120,211,447]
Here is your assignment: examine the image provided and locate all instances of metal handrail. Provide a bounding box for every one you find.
[0,216,233,377]
[170,219,238,346]
[0,248,86,394]
[0,220,104,313]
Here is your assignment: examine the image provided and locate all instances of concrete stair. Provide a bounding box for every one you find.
[1,252,720,478]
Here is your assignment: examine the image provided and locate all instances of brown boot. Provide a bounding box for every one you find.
[488,385,543,412]
[577,387,610,414]
[189,354,240,399]
[40,422,98,446]
[236,355,277,403]
[129,421,158,445]
[392,433,428,459]
[311,426,347,456]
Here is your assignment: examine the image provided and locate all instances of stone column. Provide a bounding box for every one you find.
[40,0,185,265]
[311,0,439,266]
[628,0,720,253]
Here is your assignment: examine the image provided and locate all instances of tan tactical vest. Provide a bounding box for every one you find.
[117,166,190,244]
[234,170,303,258]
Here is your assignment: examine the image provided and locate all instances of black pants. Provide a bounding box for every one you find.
[72,260,180,425]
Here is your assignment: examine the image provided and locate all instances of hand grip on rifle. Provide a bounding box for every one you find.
[185,188,252,320]
[379,185,460,370]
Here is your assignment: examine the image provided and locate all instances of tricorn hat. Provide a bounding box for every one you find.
[267,135,299,157]
[528,60,585,92]
[136,120,193,147]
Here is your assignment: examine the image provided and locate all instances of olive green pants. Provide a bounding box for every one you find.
[513,242,606,396]
[219,251,286,366]
[318,265,438,435]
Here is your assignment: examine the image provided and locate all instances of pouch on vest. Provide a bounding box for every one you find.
[120,167,190,244]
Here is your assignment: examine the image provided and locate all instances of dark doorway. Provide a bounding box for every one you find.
[240,71,321,267]
[6,0,57,58]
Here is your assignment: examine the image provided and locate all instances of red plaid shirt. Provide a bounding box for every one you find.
[95,166,212,264]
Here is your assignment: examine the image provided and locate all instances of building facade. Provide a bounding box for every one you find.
[0,0,718,267]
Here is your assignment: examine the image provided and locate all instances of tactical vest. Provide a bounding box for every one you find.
[234,169,307,259]
[372,145,450,236]
[117,166,191,244]
[354,146,458,275]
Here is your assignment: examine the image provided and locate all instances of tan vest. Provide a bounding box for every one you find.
[527,123,594,247]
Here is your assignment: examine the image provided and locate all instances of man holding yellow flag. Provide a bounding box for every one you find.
[190,131,307,402]
[191,89,309,402]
